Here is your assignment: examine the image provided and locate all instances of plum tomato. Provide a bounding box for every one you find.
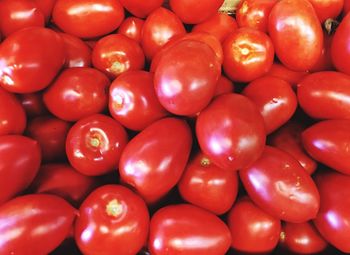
[266,62,308,87]
[119,0,163,18]
[214,75,235,97]
[117,17,144,43]
[308,0,344,23]
[19,92,48,117]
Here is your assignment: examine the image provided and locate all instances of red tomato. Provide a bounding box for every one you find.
[32,0,57,22]
[223,28,274,82]
[240,146,320,223]
[0,87,26,135]
[268,0,323,71]
[92,34,145,79]
[118,17,144,43]
[149,204,231,255]
[308,0,344,23]
[0,194,76,255]
[119,0,163,18]
[310,32,334,72]
[302,120,350,175]
[43,67,109,122]
[214,75,235,97]
[19,92,48,117]
[66,114,128,176]
[227,197,281,253]
[169,0,224,24]
[266,62,308,87]
[119,118,192,204]
[75,185,149,255]
[0,27,65,93]
[154,40,221,116]
[196,93,266,171]
[52,0,124,38]
[178,151,239,215]
[344,0,350,14]
[141,7,186,59]
[109,71,168,131]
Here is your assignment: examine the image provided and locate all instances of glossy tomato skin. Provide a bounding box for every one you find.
[19,92,48,117]
[240,146,320,223]
[32,0,57,22]
[178,151,239,215]
[118,17,144,43]
[310,32,334,72]
[66,114,128,176]
[52,0,124,38]
[266,62,308,87]
[43,67,109,122]
[154,40,221,116]
[214,75,235,97]
[149,204,231,255]
[268,0,323,71]
[196,93,266,171]
[0,27,65,93]
[223,28,274,82]
[75,185,149,255]
[308,0,344,22]
[344,0,350,14]
[0,194,76,255]
[119,0,163,18]
[228,197,281,253]
[109,71,168,131]
[119,118,192,204]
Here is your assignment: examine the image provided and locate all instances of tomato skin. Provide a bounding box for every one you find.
[0,27,65,93]
[32,0,57,22]
[119,118,192,204]
[19,92,48,117]
[0,194,76,255]
[118,17,144,43]
[196,93,266,171]
[43,67,109,122]
[109,71,168,131]
[223,28,274,82]
[240,146,320,223]
[344,0,350,14]
[75,185,149,255]
[308,0,344,23]
[310,32,334,72]
[266,62,308,87]
[149,204,231,255]
[268,0,323,71]
[119,0,163,18]
[214,75,235,97]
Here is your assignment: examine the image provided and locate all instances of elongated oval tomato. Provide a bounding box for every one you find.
[0,194,76,255]
[119,118,192,204]
[118,17,144,43]
[268,0,323,71]
[308,0,344,23]
[119,0,163,18]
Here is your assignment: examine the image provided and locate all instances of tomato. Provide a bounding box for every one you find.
[109,71,168,131]
[75,185,149,255]
[92,34,145,79]
[43,67,109,122]
[119,0,163,18]
[154,40,221,116]
[0,87,26,135]
[118,17,144,43]
[214,75,235,97]
[178,151,239,215]
[169,0,224,24]
[344,0,350,14]
[0,194,76,255]
[0,27,65,93]
[52,0,124,38]
[223,28,274,82]
[149,204,231,255]
[119,118,192,204]
[192,13,238,43]
[240,146,320,223]
[196,93,266,171]
[141,7,186,59]
[302,120,350,175]
[32,0,57,22]
[266,62,308,87]
[242,76,297,134]
[268,0,323,71]
[19,92,48,117]
[310,32,334,72]
[308,0,344,23]
[228,197,281,253]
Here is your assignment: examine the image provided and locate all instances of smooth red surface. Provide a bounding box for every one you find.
[308,0,344,22]
[119,0,163,18]
[19,92,48,117]
[32,0,56,22]
[310,32,334,72]
[266,62,308,87]
[118,17,144,43]
[214,75,235,97]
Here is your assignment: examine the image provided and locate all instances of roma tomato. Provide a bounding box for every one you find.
[119,118,192,204]
[66,114,128,176]
[52,0,124,38]
[310,32,334,72]
[118,17,144,43]
[32,0,57,22]
[240,146,320,223]
[0,194,76,255]
[119,0,163,18]
[308,0,344,22]
[344,0,350,14]
[19,92,48,117]
[196,93,266,171]
[227,197,281,253]
[43,67,109,122]
[214,75,235,97]
[0,27,65,93]
[266,62,308,87]
[75,185,149,255]
[149,204,231,255]
[268,0,323,71]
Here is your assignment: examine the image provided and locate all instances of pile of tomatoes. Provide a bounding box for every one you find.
[1,0,350,254]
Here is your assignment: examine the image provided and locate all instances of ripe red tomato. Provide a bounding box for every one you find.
[310,32,334,72]
[196,93,266,171]
[268,0,323,71]
[43,67,109,122]
[344,0,350,14]
[0,27,65,93]
[109,71,168,131]
[227,197,281,253]
[266,62,308,87]
[75,185,149,255]
[214,75,235,97]
[52,0,124,38]
[66,114,128,176]
[0,194,76,255]
[32,0,57,22]
[119,118,192,204]
[223,28,274,82]
[308,0,344,22]
[240,146,320,223]
[19,92,48,117]
[149,204,231,255]
[118,17,144,43]
[119,0,163,18]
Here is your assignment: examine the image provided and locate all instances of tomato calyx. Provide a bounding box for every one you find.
[110,61,126,75]
[106,199,124,218]
[324,18,339,35]
[200,157,211,167]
